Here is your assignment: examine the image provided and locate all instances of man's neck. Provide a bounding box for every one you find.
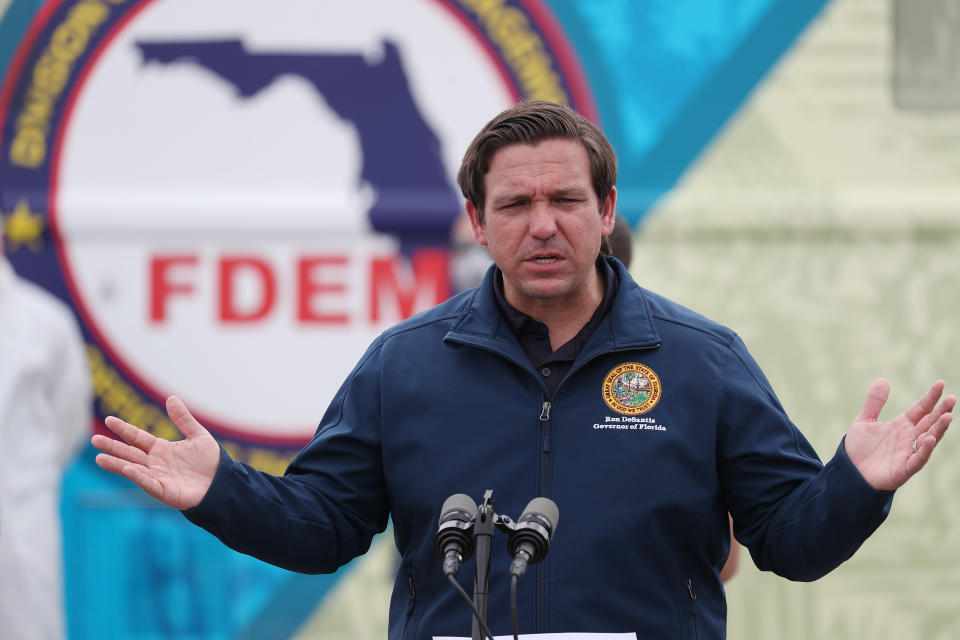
[508,267,605,351]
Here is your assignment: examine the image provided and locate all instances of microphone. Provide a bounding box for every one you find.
[507,497,559,578]
[435,493,478,576]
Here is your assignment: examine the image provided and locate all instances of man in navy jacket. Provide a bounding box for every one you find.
[93,101,954,639]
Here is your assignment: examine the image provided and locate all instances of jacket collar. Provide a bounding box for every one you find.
[444,256,661,356]
[443,264,525,364]
[581,256,662,354]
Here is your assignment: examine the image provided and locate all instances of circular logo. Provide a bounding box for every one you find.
[0,0,596,463]
[602,363,661,415]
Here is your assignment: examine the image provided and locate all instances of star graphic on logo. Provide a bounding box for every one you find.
[2,199,46,252]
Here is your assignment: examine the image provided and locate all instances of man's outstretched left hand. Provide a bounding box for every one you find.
[845,379,954,491]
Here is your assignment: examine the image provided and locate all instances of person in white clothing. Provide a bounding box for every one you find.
[0,229,92,640]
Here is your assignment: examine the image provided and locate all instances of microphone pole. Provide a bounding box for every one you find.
[472,489,495,640]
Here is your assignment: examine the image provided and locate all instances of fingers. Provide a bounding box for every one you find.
[92,427,163,497]
[905,380,946,424]
[93,449,136,476]
[165,395,208,440]
[916,393,956,432]
[921,406,953,445]
[905,436,935,476]
[906,416,951,474]
[855,378,890,422]
[93,451,163,499]
[906,399,952,476]
[91,433,151,467]
[103,415,158,453]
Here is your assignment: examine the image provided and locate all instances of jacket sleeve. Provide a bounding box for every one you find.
[182,338,390,574]
[717,335,893,582]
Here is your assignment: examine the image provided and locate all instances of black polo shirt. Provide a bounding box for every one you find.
[494,258,618,397]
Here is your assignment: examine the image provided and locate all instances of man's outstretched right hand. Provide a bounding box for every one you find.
[91,395,220,510]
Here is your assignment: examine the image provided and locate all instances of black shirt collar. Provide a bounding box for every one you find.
[493,257,618,366]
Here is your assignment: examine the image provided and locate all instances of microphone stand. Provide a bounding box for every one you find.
[472,490,495,640]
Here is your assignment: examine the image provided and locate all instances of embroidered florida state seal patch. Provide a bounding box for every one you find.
[602,363,662,415]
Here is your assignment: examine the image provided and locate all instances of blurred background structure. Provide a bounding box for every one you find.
[1,0,957,638]
[1,217,91,640]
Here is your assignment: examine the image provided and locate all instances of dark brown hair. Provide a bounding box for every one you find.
[457,100,618,226]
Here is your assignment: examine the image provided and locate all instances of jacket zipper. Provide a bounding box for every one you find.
[537,399,552,633]
[447,339,660,634]
[539,399,551,484]
[401,574,416,640]
[685,578,698,640]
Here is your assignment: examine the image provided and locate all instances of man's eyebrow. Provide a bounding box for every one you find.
[549,187,589,198]
[490,193,530,206]
[489,187,590,207]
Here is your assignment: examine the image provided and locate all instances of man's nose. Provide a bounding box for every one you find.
[528,201,558,238]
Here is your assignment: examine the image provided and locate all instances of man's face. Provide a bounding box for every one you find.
[465,138,616,316]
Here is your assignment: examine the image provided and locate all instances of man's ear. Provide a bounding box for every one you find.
[599,186,617,236]
[465,201,487,246]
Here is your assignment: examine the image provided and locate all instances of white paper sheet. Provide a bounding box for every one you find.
[435,633,638,640]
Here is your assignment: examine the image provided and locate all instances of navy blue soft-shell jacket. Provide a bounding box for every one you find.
[185,257,892,639]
